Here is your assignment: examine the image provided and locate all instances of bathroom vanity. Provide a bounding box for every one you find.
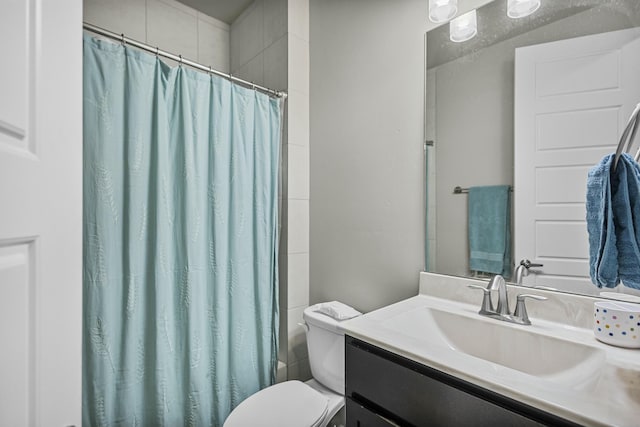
[341,273,640,427]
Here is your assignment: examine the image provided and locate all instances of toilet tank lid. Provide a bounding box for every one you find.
[303,302,362,333]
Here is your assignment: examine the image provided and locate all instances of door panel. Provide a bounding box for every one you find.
[0,0,82,425]
[0,242,32,426]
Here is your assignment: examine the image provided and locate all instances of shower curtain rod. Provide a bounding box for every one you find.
[83,22,288,99]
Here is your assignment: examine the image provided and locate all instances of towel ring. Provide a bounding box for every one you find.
[613,102,640,171]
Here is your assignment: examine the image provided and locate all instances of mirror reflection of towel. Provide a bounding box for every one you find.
[587,153,640,289]
[468,185,512,279]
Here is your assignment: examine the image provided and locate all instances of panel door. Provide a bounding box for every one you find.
[514,28,640,293]
[0,0,82,425]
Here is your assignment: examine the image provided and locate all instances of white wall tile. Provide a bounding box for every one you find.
[234,52,264,87]
[287,357,311,381]
[287,305,308,362]
[276,360,287,383]
[288,0,309,42]
[279,143,288,200]
[287,253,309,308]
[263,35,288,92]
[230,1,264,72]
[263,0,287,49]
[278,251,288,363]
[156,0,197,16]
[288,144,309,200]
[84,0,147,41]
[198,19,230,73]
[288,199,309,254]
[288,34,309,94]
[147,0,198,60]
[287,90,309,147]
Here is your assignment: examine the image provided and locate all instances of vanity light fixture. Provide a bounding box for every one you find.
[507,0,541,18]
[429,0,458,23]
[450,9,477,43]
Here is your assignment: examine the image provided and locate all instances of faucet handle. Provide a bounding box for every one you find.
[514,294,547,325]
[468,284,494,314]
[520,259,544,269]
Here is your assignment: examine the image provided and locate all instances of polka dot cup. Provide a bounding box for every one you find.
[594,301,640,349]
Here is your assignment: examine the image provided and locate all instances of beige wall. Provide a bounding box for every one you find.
[309,0,428,313]
[308,0,490,313]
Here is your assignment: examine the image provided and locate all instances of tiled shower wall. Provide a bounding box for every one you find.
[84,0,230,72]
[230,0,311,382]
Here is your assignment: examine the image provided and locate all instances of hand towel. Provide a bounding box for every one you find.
[587,154,619,287]
[613,154,640,288]
[587,153,640,289]
[468,185,512,278]
[313,301,362,320]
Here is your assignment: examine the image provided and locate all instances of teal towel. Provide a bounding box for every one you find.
[468,185,512,278]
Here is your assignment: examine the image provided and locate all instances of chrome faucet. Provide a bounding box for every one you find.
[488,274,509,315]
[514,259,543,285]
[468,274,547,325]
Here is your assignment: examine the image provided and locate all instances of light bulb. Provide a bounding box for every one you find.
[450,9,477,43]
[507,0,541,19]
[429,0,458,23]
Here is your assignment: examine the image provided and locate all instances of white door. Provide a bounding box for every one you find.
[514,28,640,293]
[0,0,82,425]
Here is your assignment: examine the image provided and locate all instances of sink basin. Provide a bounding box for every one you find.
[382,304,605,387]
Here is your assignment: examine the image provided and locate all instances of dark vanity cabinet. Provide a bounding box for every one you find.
[345,336,581,427]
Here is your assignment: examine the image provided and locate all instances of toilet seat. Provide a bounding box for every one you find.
[223,380,329,427]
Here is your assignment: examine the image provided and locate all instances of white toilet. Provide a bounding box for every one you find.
[224,302,361,427]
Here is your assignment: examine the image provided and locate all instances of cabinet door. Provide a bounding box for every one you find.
[346,337,578,427]
[346,398,399,427]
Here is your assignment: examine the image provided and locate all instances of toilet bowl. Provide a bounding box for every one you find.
[223,302,361,427]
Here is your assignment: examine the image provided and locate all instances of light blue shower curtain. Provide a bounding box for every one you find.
[82,35,281,426]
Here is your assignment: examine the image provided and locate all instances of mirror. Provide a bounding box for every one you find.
[426,0,640,297]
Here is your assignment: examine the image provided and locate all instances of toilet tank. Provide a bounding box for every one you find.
[303,304,357,394]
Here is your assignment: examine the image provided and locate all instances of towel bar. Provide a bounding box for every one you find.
[613,102,640,171]
[453,186,513,194]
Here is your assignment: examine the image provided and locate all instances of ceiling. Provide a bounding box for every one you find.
[176,0,254,24]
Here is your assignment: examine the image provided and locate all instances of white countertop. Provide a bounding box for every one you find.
[340,273,640,427]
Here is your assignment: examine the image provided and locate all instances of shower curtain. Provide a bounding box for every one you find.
[82,35,281,426]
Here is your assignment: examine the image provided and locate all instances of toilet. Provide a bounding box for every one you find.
[224,302,361,427]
